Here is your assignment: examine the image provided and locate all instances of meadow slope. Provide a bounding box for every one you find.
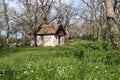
[0,40,120,80]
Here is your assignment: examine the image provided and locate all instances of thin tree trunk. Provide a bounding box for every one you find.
[98,22,102,41]
[26,0,37,47]
[105,0,120,49]
[90,0,96,41]
[98,0,104,41]
[0,29,1,35]
[3,0,10,45]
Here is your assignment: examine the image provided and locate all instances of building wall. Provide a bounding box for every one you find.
[37,35,59,46]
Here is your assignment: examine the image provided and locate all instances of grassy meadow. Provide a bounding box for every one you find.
[0,40,120,80]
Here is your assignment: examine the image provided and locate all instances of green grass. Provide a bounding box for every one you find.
[0,40,120,80]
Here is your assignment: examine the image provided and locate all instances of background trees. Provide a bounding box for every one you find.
[0,0,120,49]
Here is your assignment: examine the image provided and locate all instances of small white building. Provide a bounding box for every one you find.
[35,24,66,46]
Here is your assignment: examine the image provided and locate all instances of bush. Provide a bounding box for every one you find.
[0,35,6,45]
[20,37,31,45]
[10,37,31,46]
[0,35,31,48]
[80,34,94,40]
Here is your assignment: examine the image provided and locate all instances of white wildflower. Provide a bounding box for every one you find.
[95,66,98,69]
[95,78,98,80]
[24,71,29,75]
[30,70,34,73]
[36,77,39,80]
[105,70,107,73]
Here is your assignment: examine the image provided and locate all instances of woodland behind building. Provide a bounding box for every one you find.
[0,0,120,49]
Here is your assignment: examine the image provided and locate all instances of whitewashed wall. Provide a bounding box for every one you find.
[37,35,59,46]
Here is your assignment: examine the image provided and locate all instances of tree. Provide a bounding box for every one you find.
[10,0,54,47]
[2,0,10,45]
[105,0,120,49]
[54,0,78,40]
[81,0,100,41]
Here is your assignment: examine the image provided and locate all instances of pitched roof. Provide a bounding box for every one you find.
[36,24,61,35]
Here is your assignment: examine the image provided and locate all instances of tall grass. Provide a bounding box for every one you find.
[0,40,120,80]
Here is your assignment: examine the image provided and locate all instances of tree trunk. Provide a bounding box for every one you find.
[90,0,96,41]
[0,29,1,35]
[98,0,104,41]
[105,0,120,49]
[98,22,102,41]
[3,0,10,45]
[31,34,37,47]
[32,0,38,47]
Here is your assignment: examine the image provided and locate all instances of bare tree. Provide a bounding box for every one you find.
[81,0,99,40]
[2,0,10,45]
[39,0,54,24]
[105,0,120,49]
[10,0,54,47]
[0,13,3,35]
[54,1,79,40]
[0,21,2,35]
[97,0,107,41]
[80,0,109,41]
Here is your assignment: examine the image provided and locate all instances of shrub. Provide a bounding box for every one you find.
[0,35,6,45]
[80,34,94,40]
[10,37,31,46]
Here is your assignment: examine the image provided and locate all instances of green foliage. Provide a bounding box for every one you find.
[10,37,31,45]
[0,35,6,44]
[0,40,120,80]
[80,34,94,40]
[0,35,30,48]
[101,41,108,50]
[102,51,120,65]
